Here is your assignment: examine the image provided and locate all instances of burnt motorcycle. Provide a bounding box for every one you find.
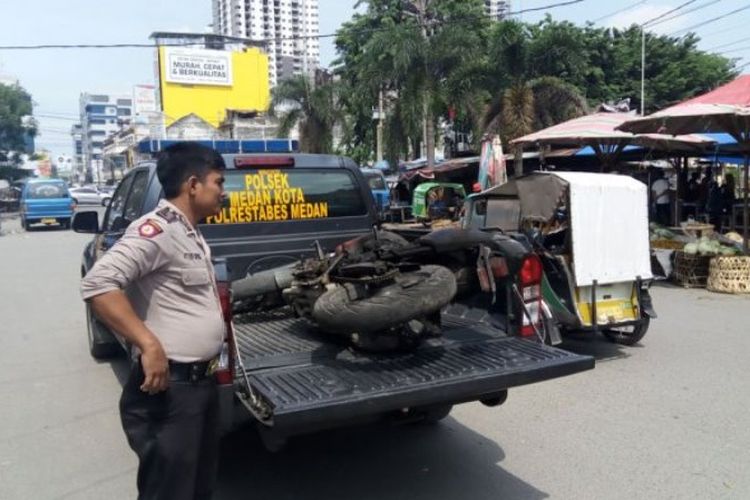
[231,228,530,351]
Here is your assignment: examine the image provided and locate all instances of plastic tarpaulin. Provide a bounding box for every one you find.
[479,173,566,221]
[555,172,653,286]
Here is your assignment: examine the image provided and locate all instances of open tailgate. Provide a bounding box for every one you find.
[233,310,593,432]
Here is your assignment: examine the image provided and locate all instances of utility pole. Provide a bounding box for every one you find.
[641,27,646,115]
[376,89,384,162]
[413,0,436,168]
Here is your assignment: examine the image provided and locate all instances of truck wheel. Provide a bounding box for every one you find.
[256,424,288,452]
[61,218,71,230]
[312,265,457,334]
[603,317,650,346]
[421,404,453,424]
[86,303,121,359]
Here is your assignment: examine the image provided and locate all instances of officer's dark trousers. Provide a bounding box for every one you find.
[120,366,219,500]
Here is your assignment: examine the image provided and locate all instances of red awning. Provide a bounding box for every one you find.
[677,75,750,108]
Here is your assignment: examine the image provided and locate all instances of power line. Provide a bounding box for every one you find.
[0,0,587,51]
[670,4,750,36]
[35,114,81,121]
[591,0,647,23]
[719,45,750,55]
[641,0,698,27]
[34,109,80,117]
[702,21,747,38]
[646,0,724,28]
[508,0,584,16]
[706,36,750,52]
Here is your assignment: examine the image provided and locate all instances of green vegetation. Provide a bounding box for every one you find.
[0,83,36,175]
[276,4,738,164]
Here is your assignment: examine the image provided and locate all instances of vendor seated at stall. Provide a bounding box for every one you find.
[427,187,448,219]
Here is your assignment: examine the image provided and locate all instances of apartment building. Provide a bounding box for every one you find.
[213,0,320,87]
[76,93,133,183]
[485,0,511,21]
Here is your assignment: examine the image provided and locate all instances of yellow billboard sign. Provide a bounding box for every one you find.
[158,46,269,127]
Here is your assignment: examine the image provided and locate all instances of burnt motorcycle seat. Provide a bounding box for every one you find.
[418,228,496,253]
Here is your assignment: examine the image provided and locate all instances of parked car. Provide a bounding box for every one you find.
[20,178,75,230]
[69,186,112,206]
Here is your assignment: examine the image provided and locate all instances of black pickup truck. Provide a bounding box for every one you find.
[75,150,593,449]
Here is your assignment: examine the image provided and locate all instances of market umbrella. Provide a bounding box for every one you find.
[512,112,715,170]
[618,75,750,253]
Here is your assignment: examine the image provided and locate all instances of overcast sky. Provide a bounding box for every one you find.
[0,0,747,155]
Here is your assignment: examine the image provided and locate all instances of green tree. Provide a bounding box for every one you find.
[332,11,737,171]
[333,12,384,165]
[270,75,340,154]
[336,0,490,168]
[482,20,590,174]
[579,25,736,113]
[0,83,36,168]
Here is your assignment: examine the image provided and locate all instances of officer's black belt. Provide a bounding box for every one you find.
[167,359,213,383]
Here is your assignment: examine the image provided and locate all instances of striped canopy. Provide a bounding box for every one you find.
[512,112,634,146]
[512,112,714,152]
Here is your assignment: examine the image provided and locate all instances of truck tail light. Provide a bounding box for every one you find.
[215,281,235,385]
[519,254,543,286]
[518,255,543,338]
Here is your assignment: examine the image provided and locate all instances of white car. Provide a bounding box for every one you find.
[69,186,111,206]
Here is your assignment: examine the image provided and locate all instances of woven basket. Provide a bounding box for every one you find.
[707,256,750,294]
[673,251,712,288]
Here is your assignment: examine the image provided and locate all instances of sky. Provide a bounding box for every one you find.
[1,0,748,156]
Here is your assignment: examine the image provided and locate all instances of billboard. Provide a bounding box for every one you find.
[164,48,233,87]
[133,84,157,116]
[158,46,270,128]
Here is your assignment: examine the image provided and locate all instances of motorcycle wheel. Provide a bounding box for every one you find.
[312,265,457,334]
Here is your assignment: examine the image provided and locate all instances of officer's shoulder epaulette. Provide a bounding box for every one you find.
[155,206,179,223]
[137,219,164,239]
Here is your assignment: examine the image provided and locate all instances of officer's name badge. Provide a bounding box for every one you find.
[138,220,163,238]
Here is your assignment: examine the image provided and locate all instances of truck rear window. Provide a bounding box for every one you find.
[26,182,68,199]
[205,169,367,225]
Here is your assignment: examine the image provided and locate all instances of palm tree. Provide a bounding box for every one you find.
[350,0,490,167]
[270,76,340,154]
[482,20,590,176]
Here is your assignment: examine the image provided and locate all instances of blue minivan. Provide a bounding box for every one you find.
[20,179,75,230]
[361,168,391,216]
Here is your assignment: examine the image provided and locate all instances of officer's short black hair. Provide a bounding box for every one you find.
[157,142,226,199]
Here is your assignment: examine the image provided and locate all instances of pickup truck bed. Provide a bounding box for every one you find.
[233,306,594,434]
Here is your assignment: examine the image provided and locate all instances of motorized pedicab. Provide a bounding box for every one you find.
[412,182,466,221]
[463,171,656,345]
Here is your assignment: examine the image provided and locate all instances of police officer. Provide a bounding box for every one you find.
[81,142,226,500]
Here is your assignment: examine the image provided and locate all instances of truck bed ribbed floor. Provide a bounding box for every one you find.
[232,308,593,430]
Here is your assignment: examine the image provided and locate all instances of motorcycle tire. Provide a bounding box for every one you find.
[312,264,457,334]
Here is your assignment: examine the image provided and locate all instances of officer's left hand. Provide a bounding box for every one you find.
[140,342,169,394]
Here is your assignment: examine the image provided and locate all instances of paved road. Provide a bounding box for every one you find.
[1,213,749,499]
